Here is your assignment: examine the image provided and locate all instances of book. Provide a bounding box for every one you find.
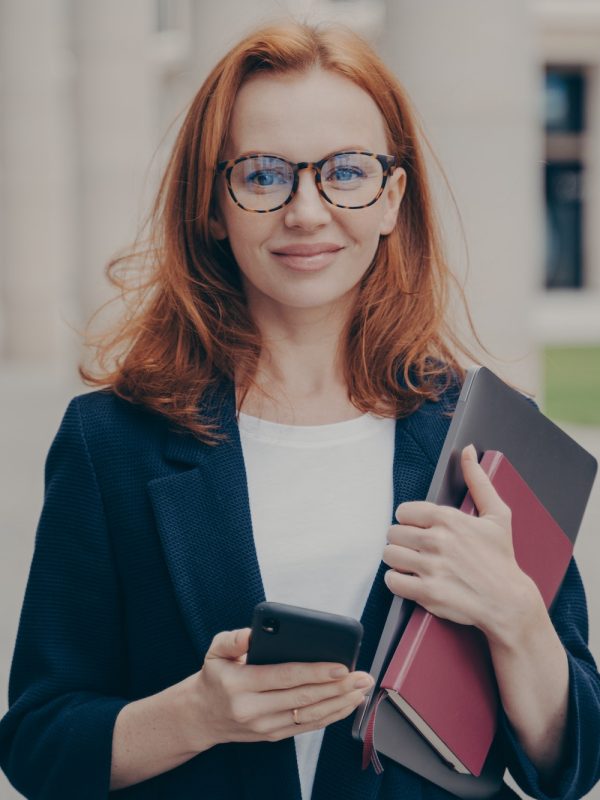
[379,450,574,777]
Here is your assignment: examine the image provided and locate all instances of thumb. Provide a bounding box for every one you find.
[461,444,504,518]
[207,628,251,661]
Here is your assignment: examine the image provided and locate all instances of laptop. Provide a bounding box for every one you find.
[352,365,598,799]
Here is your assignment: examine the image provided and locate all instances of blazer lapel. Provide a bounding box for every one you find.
[148,381,265,657]
[311,403,445,800]
[147,380,302,800]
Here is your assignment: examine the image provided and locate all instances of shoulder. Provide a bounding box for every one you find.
[71,388,163,436]
[53,389,171,474]
[401,367,463,466]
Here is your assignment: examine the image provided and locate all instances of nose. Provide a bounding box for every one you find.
[283,168,332,230]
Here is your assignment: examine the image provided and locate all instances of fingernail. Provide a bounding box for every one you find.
[331,666,349,678]
[355,676,373,689]
[465,444,477,460]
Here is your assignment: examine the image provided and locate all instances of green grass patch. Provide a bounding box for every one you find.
[543,345,600,426]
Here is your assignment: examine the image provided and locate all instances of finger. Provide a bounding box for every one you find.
[268,700,360,742]
[255,672,373,716]
[461,445,506,518]
[383,544,428,575]
[384,568,424,602]
[243,661,349,692]
[395,501,439,527]
[387,523,429,551]
[206,628,251,661]
[265,687,368,737]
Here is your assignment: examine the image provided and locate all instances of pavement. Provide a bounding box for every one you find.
[0,362,599,799]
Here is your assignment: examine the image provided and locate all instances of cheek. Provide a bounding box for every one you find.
[222,212,269,263]
[345,211,385,258]
[346,203,385,237]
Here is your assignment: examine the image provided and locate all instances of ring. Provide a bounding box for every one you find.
[292,708,301,725]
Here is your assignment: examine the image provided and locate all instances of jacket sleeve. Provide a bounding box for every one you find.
[499,557,600,800]
[0,397,130,799]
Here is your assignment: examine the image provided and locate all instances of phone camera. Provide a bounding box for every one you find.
[262,617,279,635]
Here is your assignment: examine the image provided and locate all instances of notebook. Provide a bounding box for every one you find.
[374,451,574,777]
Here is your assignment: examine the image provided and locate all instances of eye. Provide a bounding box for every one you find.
[246,169,288,188]
[325,165,365,183]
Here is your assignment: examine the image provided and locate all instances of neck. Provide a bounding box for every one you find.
[237,293,362,424]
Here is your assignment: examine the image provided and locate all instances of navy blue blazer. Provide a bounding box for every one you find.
[1,380,599,800]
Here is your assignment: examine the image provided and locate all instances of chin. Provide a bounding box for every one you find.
[282,285,360,312]
[243,272,364,315]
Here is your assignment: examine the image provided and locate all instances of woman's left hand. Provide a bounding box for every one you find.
[383,444,537,643]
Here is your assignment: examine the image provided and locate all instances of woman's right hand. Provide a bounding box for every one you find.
[180,628,374,751]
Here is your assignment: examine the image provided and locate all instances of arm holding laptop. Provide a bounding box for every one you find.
[382,443,582,786]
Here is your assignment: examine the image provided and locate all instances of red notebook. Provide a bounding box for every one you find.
[378,450,573,776]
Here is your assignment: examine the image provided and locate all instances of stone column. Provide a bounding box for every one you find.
[72,0,156,330]
[585,60,600,294]
[0,0,75,361]
[381,0,542,395]
[190,0,301,86]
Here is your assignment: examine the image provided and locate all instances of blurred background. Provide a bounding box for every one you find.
[1,0,599,797]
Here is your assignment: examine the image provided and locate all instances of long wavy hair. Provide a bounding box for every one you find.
[80,21,483,443]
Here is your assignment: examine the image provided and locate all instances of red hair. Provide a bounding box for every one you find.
[80,21,481,442]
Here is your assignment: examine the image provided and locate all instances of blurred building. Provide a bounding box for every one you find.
[1,0,599,395]
[533,0,600,346]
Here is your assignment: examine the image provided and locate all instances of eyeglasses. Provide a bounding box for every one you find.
[216,151,397,213]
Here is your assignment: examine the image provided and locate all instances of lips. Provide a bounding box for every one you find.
[270,243,343,257]
[270,242,344,272]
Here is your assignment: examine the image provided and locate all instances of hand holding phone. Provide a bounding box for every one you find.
[185,605,372,752]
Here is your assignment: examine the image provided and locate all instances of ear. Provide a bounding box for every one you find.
[378,167,406,236]
[209,184,228,240]
[209,207,228,241]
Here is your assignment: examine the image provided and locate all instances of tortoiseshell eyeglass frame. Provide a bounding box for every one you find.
[215,151,398,212]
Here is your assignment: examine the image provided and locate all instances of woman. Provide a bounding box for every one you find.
[0,21,598,800]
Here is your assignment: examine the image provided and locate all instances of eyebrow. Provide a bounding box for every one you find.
[233,146,376,161]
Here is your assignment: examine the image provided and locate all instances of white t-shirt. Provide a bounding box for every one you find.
[238,411,396,800]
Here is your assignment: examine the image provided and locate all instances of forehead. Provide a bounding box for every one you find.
[225,68,389,160]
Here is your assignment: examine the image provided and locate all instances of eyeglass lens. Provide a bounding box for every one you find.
[229,153,385,211]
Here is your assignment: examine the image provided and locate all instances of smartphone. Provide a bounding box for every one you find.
[246,601,363,670]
